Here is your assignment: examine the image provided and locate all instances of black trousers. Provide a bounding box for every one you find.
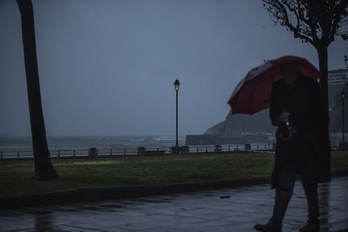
[270,133,319,229]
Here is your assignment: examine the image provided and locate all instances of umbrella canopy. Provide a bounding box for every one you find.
[227,55,322,115]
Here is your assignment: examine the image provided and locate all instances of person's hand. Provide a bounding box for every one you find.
[279,112,290,123]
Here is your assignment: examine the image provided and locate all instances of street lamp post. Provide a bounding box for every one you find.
[342,90,346,142]
[174,79,180,150]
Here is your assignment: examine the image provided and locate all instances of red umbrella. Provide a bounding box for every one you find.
[227,55,322,141]
[227,55,322,115]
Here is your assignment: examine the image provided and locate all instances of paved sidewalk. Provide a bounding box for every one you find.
[0,177,347,232]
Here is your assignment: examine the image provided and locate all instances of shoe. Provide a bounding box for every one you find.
[299,223,320,232]
[254,222,281,232]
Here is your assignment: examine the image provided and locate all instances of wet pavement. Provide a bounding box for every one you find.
[0,177,347,232]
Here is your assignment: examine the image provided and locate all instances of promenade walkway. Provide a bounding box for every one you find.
[0,177,347,232]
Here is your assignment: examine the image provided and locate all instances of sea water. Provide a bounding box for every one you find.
[0,135,186,152]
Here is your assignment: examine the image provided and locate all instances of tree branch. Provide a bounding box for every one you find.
[262,0,314,44]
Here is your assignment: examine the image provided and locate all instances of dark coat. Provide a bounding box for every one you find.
[269,74,331,188]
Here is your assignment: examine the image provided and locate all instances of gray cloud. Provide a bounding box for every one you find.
[0,0,346,136]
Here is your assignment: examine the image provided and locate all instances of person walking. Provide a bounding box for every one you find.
[254,62,331,232]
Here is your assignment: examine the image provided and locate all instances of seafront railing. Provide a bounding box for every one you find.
[0,144,278,159]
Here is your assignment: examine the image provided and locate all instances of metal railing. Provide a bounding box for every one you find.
[188,144,275,153]
[0,143,278,159]
[1,138,343,160]
[0,148,138,159]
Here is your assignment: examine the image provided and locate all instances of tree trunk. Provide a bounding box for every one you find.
[316,44,329,112]
[16,0,58,180]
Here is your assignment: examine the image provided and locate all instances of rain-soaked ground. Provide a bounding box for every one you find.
[0,177,347,232]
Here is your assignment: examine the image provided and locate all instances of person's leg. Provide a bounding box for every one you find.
[255,139,298,232]
[298,143,319,226]
[300,172,319,225]
[255,162,297,232]
[269,163,298,230]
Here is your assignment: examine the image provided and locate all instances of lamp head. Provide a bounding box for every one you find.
[174,79,180,91]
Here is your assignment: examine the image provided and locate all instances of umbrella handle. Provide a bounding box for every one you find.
[279,122,292,141]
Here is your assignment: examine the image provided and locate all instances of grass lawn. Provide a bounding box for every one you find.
[0,151,347,197]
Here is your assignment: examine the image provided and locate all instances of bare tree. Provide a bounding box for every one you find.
[262,0,348,109]
[344,36,348,68]
[16,0,58,180]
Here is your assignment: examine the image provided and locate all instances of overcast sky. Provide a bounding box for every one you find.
[0,0,346,136]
